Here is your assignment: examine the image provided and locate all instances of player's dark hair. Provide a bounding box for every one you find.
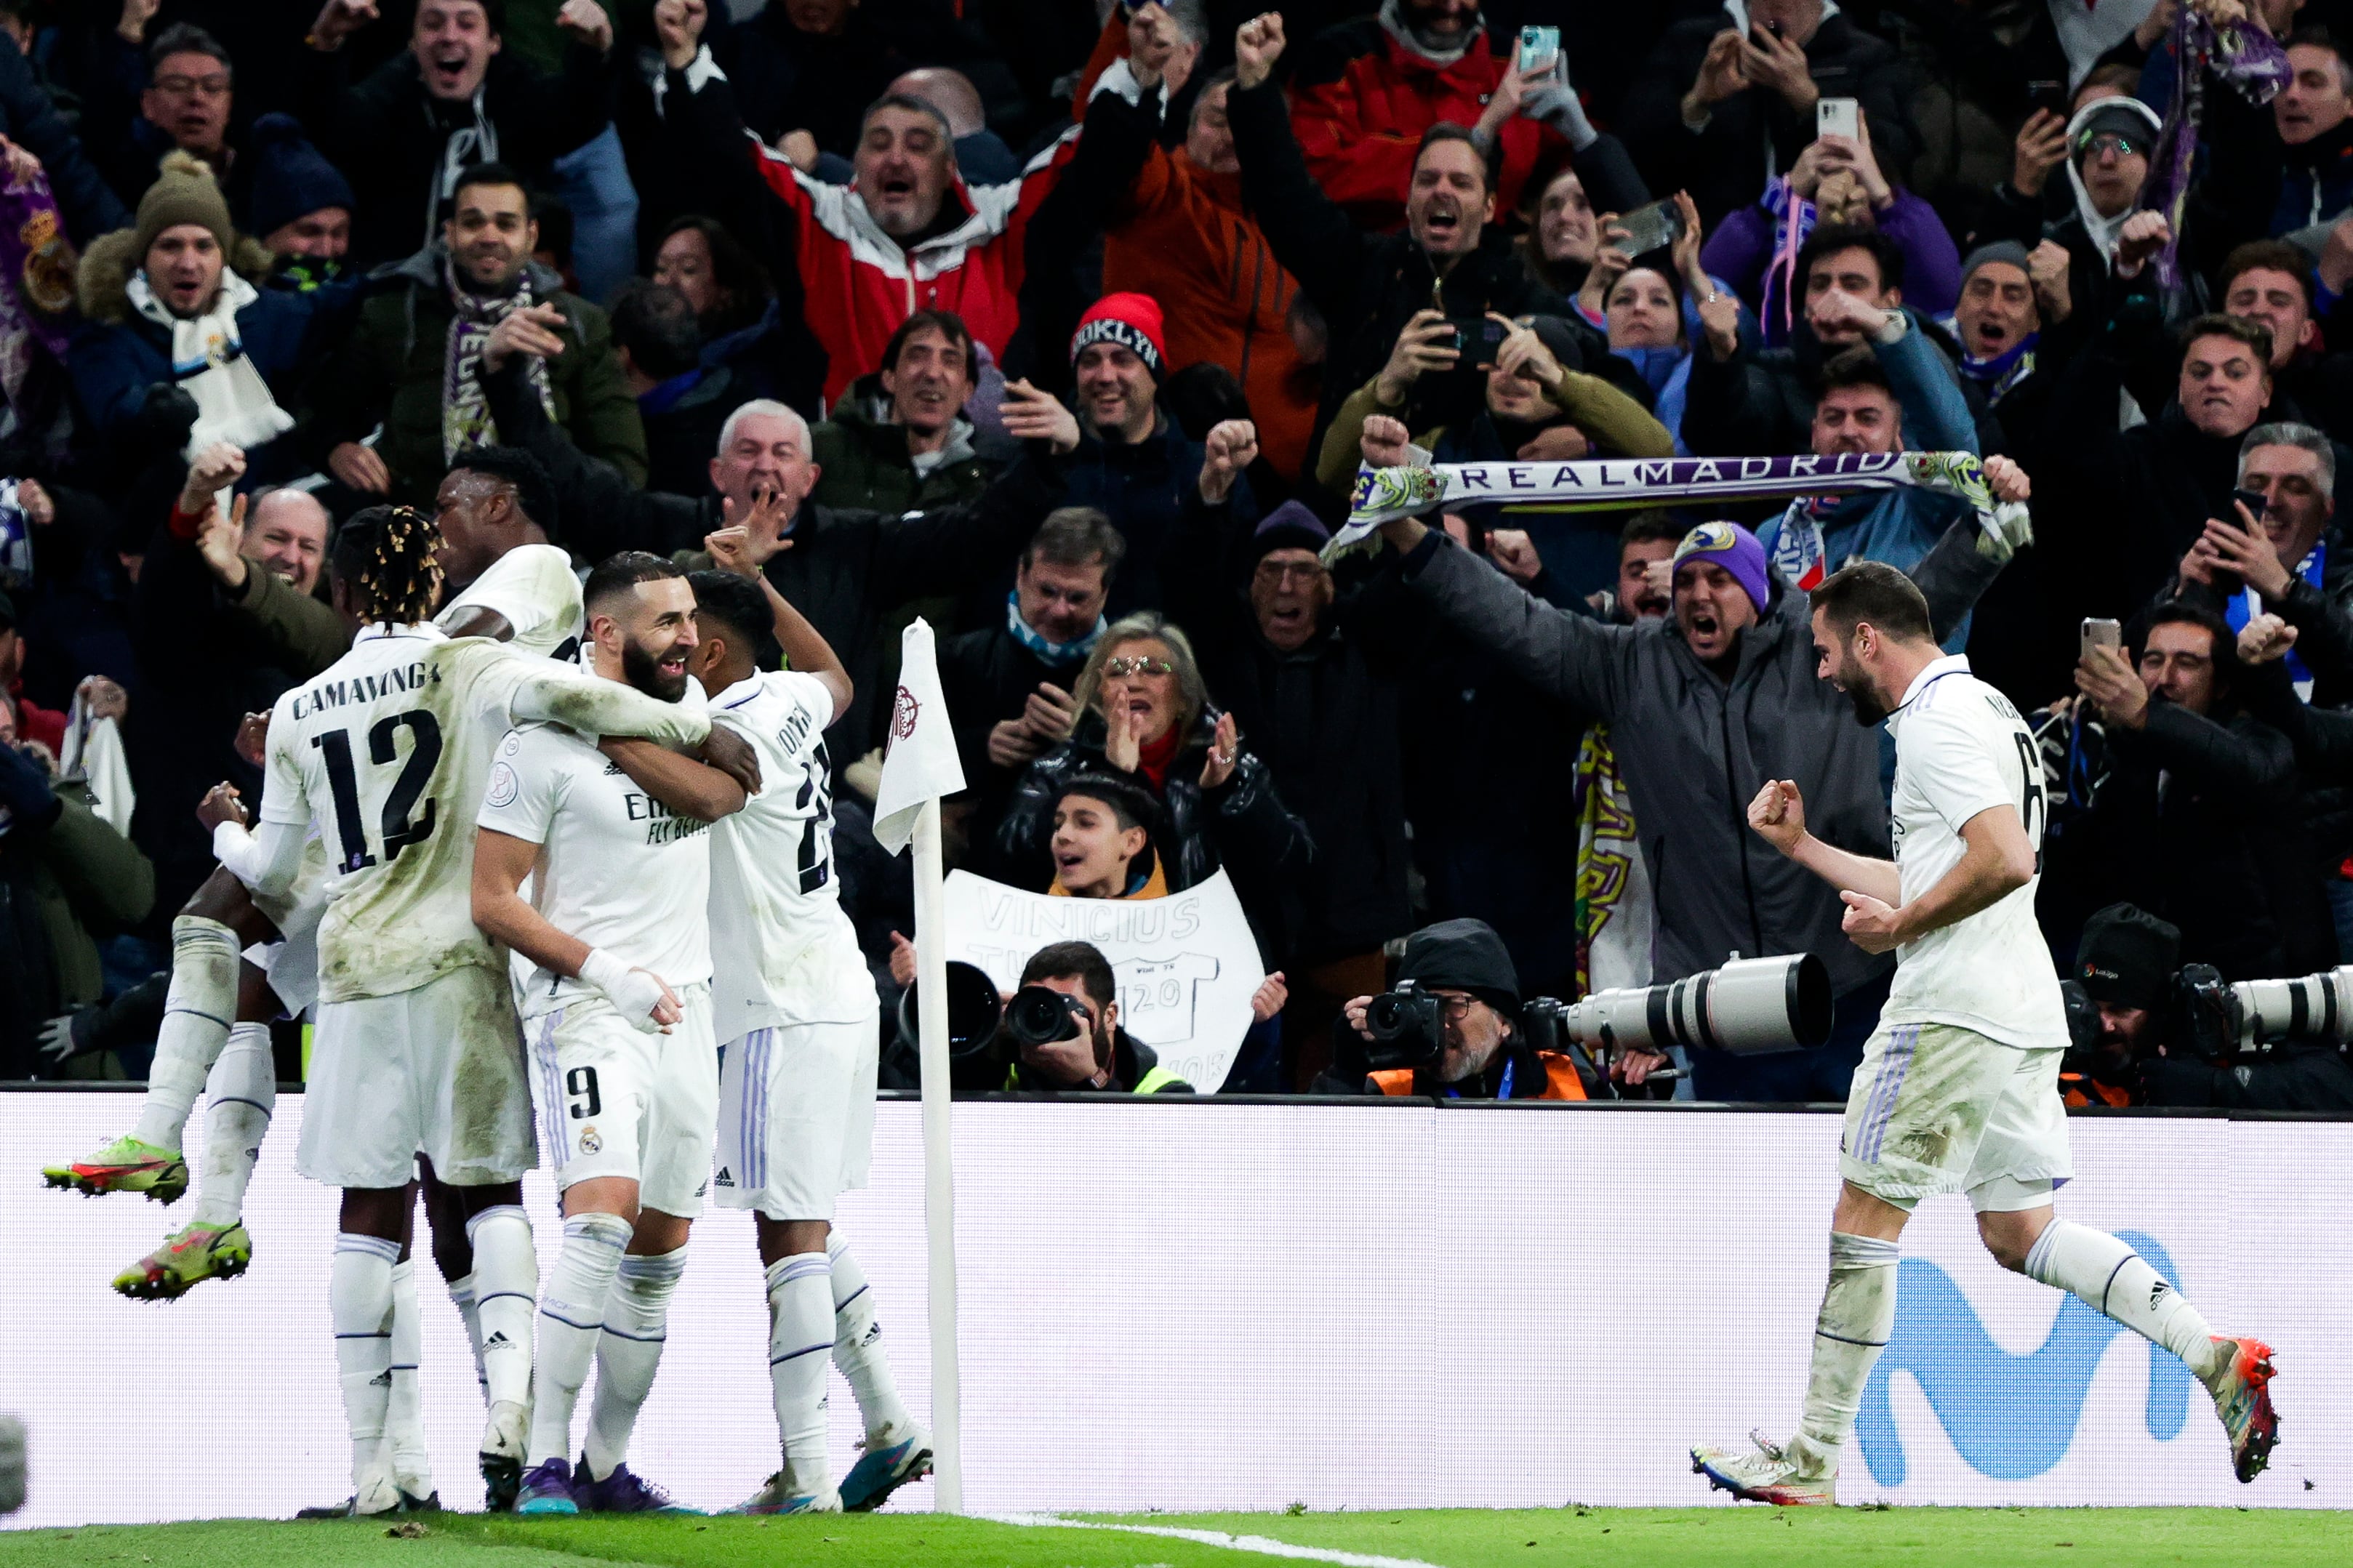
[1021,940,1118,1017]
[584,551,685,619]
[686,570,782,670]
[1796,223,1906,296]
[1022,507,1127,583]
[331,505,444,627]
[446,444,559,544]
[1811,560,1935,645]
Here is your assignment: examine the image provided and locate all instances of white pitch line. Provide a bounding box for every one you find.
[979,1512,1453,1568]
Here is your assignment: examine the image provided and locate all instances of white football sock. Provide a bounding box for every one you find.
[331,1233,401,1484]
[827,1234,913,1443]
[191,1024,273,1229]
[529,1212,632,1468]
[132,916,240,1151]
[2024,1220,2227,1383]
[446,1272,488,1406]
[1789,1232,1900,1474]
[766,1252,835,1494]
[467,1205,537,1413]
[385,1258,431,1494]
[583,1245,688,1481]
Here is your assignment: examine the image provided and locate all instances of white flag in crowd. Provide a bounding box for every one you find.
[873,617,969,855]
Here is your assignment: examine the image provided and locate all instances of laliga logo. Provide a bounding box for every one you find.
[1856,1231,2194,1484]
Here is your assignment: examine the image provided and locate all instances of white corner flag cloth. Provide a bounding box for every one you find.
[873,617,968,856]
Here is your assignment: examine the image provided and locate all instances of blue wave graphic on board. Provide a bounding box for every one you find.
[1856,1231,2193,1484]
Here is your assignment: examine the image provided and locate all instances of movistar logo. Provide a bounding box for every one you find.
[1858,1231,2194,1484]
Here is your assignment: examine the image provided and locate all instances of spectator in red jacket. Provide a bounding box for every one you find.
[1288,0,1586,232]
[653,0,1070,406]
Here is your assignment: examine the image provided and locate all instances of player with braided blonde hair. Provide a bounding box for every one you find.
[237,510,759,1517]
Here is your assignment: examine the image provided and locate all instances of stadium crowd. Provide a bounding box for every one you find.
[7,0,2353,1109]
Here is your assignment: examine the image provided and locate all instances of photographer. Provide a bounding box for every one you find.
[2060,902,2179,1110]
[1322,918,1643,1101]
[995,941,1193,1095]
[2064,902,2353,1112]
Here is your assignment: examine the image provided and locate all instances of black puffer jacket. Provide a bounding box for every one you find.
[987,709,1311,962]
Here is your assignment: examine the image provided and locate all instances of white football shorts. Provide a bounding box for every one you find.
[1840,1021,2072,1212]
[525,985,718,1219]
[714,1016,878,1222]
[297,962,534,1189]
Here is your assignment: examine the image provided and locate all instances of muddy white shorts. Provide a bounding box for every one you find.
[714,1013,878,1221]
[297,962,534,1189]
[1840,1021,2072,1211]
[525,984,718,1219]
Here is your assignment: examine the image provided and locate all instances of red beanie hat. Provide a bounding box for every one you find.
[1070,292,1166,379]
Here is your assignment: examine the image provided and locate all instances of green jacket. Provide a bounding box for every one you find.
[307,249,646,510]
[809,393,1011,518]
[37,780,154,1008]
[225,555,350,678]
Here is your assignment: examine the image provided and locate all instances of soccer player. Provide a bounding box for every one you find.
[683,567,932,1513]
[1692,562,2280,1505]
[472,553,751,1516]
[242,515,736,1517]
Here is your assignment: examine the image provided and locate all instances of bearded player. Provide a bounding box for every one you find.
[473,554,753,1516]
[1691,562,2280,1505]
[678,566,931,1513]
[242,515,739,1517]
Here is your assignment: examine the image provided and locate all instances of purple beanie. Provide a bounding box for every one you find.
[1671,522,1771,611]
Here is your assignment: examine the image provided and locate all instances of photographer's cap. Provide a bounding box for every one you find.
[2077,902,2180,1010]
[1397,918,1520,1014]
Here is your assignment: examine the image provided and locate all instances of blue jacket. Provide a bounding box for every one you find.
[68,227,358,475]
[1755,318,1981,651]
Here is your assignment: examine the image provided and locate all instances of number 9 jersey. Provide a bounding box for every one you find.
[1880,654,2069,1051]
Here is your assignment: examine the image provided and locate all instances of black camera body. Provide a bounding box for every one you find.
[1004,984,1088,1050]
[1360,979,1447,1072]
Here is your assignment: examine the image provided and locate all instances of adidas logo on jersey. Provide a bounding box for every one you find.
[485,1331,511,1348]
[604,760,626,776]
[715,1167,734,1187]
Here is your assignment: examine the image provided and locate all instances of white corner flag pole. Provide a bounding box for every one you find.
[912,778,964,1512]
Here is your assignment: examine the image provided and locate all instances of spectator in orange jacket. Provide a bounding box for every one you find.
[1038,9,1320,481]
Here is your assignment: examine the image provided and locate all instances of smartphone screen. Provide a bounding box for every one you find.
[1816,97,1860,142]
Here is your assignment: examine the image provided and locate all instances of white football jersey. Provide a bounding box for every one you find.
[705,670,873,1034]
[436,543,583,657]
[1881,654,2068,1050]
[260,614,709,1004]
[477,718,715,1016]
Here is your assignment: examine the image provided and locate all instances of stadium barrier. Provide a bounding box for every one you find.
[3,1091,2344,1525]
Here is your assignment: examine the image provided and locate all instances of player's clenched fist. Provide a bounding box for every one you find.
[1746,779,1806,856]
[579,949,681,1034]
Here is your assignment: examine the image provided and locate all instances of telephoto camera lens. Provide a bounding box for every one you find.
[1560,954,1833,1056]
[2227,966,2353,1048]
[1006,984,1087,1048]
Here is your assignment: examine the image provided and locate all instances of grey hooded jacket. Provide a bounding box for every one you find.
[1398,518,2004,1000]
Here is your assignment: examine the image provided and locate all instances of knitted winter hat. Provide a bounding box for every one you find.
[1958,239,2033,289]
[1245,501,1331,566]
[133,150,233,259]
[1672,520,1771,611]
[245,113,356,242]
[1071,292,1167,379]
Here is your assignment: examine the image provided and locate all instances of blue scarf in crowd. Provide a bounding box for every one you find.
[1950,325,2039,403]
[1612,343,1693,456]
[2224,542,2325,697]
[1005,591,1105,667]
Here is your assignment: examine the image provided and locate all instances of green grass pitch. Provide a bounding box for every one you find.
[3,1507,2344,1568]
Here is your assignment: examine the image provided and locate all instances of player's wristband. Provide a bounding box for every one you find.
[578,948,633,1000]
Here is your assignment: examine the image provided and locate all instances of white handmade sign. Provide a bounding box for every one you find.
[940,868,1263,1092]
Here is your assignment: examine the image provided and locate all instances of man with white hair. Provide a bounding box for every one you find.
[481,367,1087,756]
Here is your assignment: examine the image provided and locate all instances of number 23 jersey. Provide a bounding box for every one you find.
[1881,655,2067,1051]
[705,669,875,1032]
